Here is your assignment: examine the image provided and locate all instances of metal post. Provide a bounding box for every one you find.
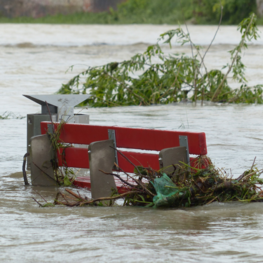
[108,129,119,168]
[179,136,190,166]
[25,94,90,176]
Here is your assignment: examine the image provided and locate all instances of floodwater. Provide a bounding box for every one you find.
[1,24,263,262]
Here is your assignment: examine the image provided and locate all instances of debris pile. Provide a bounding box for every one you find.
[35,157,263,208]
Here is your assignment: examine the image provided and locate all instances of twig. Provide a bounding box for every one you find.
[236,171,246,182]
[82,191,142,205]
[201,6,223,68]
[114,162,156,197]
[185,24,194,62]
[109,148,155,196]
[250,157,256,172]
[99,169,135,188]
[198,7,223,105]
[65,188,83,200]
[32,197,44,207]
[33,191,48,203]
[183,6,223,106]
[206,192,224,205]
[59,191,70,204]
[77,190,84,200]
[55,190,142,207]
[212,13,255,101]
[185,23,198,106]
[110,146,142,175]
[22,153,30,185]
[45,101,62,185]
[237,169,263,182]
[242,170,263,182]
[202,7,223,105]
[236,158,259,182]
[114,161,148,181]
[54,192,60,205]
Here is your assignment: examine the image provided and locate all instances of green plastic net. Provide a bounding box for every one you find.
[151,174,184,207]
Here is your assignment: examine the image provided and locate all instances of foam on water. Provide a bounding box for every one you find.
[0,24,263,46]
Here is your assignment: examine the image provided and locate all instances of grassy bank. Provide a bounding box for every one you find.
[0,0,261,25]
[0,4,188,25]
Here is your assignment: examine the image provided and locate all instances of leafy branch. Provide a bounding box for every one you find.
[211,13,259,101]
[58,13,262,106]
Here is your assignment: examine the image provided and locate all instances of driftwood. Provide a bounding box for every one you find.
[53,188,143,207]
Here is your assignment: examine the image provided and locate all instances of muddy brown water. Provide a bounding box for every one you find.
[1,25,263,262]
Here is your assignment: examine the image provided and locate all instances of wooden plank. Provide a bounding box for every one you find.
[57,148,89,168]
[57,147,159,173]
[41,122,207,155]
[57,147,205,173]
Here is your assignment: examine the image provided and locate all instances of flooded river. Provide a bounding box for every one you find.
[1,24,263,262]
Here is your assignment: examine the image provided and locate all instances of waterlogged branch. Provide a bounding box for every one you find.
[201,6,223,67]
[55,189,143,207]
[201,6,223,105]
[99,169,135,188]
[184,24,199,105]
[110,148,156,197]
[211,13,256,102]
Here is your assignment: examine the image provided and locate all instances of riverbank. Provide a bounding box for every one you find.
[1,11,263,25]
[0,0,261,25]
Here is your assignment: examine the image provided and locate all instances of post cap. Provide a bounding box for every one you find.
[24,94,90,123]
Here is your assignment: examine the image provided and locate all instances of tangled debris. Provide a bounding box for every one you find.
[34,155,263,209]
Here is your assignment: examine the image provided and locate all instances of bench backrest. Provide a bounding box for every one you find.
[41,122,207,173]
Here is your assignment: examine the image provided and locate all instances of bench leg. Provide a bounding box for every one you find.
[88,140,117,199]
[30,134,58,186]
[159,146,188,179]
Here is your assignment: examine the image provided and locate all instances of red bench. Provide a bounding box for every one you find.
[41,122,208,193]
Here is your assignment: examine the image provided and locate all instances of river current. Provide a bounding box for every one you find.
[1,24,263,262]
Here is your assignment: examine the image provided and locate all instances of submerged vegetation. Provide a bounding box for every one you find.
[58,13,263,107]
[0,111,25,119]
[48,121,76,187]
[0,112,10,119]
